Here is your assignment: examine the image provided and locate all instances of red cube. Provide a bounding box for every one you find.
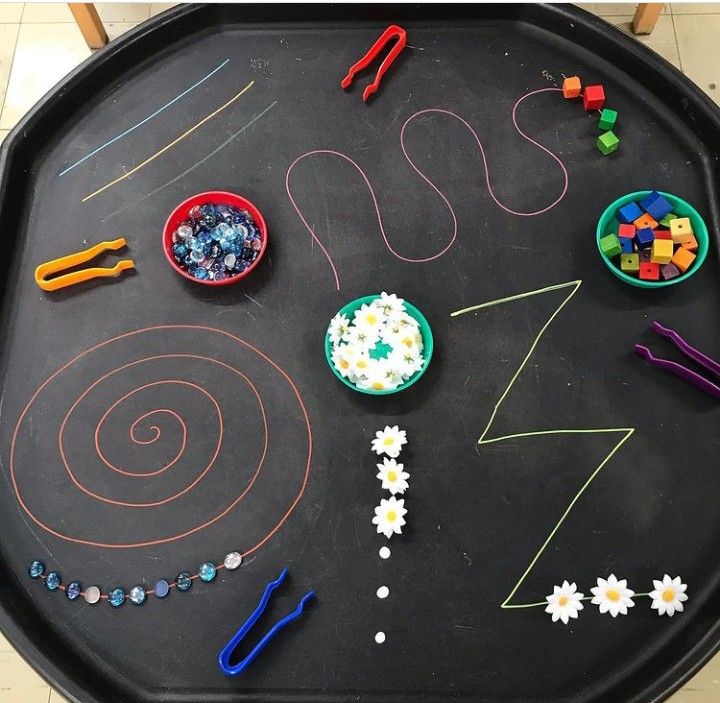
[583,84,606,111]
[639,262,660,281]
[618,223,635,239]
[654,230,672,240]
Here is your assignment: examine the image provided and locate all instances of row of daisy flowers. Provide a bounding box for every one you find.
[370,426,408,538]
[545,575,688,624]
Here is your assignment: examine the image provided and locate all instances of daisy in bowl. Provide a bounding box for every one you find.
[377,291,405,317]
[371,425,407,458]
[376,457,409,495]
[590,574,635,617]
[372,496,407,538]
[353,302,384,331]
[345,324,379,354]
[328,312,350,345]
[545,581,585,624]
[649,575,688,617]
[392,347,424,379]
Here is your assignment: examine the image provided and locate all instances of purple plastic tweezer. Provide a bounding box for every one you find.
[634,321,720,399]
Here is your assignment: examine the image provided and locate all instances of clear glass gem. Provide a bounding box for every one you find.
[45,572,61,591]
[84,586,101,604]
[176,573,192,592]
[223,552,242,570]
[129,586,146,605]
[28,560,44,579]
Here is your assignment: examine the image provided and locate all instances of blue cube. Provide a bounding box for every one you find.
[617,202,643,224]
[620,238,634,253]
[644,194,673,221]
[634,227,655,249]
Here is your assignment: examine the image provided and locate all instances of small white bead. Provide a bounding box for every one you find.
[84,586,101,604]
[379,546,391,559]
[224,552,243,570]
[376,586,389,599]
[374,631,386,644]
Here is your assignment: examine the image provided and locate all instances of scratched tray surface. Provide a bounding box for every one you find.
[0,4,719,703]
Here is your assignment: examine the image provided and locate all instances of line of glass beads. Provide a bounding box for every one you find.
[26,551,244,607]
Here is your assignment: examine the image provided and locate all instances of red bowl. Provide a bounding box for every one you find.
[162,190,268,286]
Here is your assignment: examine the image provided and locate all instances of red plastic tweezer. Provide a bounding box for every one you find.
[341,25,407,102]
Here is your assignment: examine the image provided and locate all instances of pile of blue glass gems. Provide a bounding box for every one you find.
[170,202,262,281]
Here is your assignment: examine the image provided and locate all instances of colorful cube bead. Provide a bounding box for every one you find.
[620,253,640,273]
[659,213,678,228]
[670,217,693,242]
[599,233,622,258]
[640,191,673,221]
[583,84,605,111]
[671,246,696,273]
[634,227,655,249]
[678,233,699,252]
[660,263,680,281]
[597,131,619,155]
[653,229,672,240]
[620,238,634,253]
[618,223,635,239]
[598,108,617,131]
[650,239,674,264]
[633,213,659,230]
[618,202,643,224]
[562,76,582,99]
[639,262,660,281]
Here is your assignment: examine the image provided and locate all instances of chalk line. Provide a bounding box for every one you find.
[101,100,277,222]
[82,80,254,202]
[59,59,229,177]
[286,87,568,290]
[452,280,636,609]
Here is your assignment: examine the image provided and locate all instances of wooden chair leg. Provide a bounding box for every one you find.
[632,3,664,35]
[68,3,108,49]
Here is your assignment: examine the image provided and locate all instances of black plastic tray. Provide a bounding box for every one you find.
[1,4,720,703]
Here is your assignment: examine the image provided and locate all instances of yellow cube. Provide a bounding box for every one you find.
[670,217,693,243]
[650,239,674,264]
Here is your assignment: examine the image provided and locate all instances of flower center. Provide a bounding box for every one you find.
[366,313,378,325]
[558,595,569,607]
[340,359,349,369]
[372,382,384,390]
[383,437,394,446]
[387,511,397,522]
[357,359,368,369]
[607,589,620,602]
[662,588,675,603]
[387,471,398,482]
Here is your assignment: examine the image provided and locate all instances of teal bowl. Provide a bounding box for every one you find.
[596,191,708,288]
[324,295,433,395]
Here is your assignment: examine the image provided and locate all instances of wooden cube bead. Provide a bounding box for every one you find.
[660,263,680,280]
[599,233,622,258]
[597,131,619,155]
[618,223,635,239]
[671,246,696,273]
[618,202,643,223]
[562,76,582,99]
[583,84,605,111]
[650,239,674,264]
[659,213,678,228]
[633,213,659,230]
[598,108,618,131]
[639,262,660,281]
[670,217,693,242]
[620,238,633,253]
[678,233,699,252]
[634,227,655,249]
[620,253,640,273]
[653,230,672,240]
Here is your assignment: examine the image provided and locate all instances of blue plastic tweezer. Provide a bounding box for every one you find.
[218,567,314,676]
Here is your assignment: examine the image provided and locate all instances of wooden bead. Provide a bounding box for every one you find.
[660,263,680,280]
[671,246,696,273]
[633,213,659,230]
[598,108,617,131]
[653,230,672,240]
[618,223,635,239]
[639,262,660,281]
[620,253,640,273]
[634,227,655,249]
[599,233,622,258]
[596,131,619,155]
[670,217,693,242]
[562,76,582,99]
[678,233,699,252]
[650,239,674,264]
[583,84,605,111]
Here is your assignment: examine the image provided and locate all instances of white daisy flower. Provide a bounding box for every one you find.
[590,575,635,617]
[372,496,407,538]
[327,313,350,345]
[391,348,424,379]
[545,581,585,624]
[358,370,399,392]
[376,457,409,494]
[345,325,379,353]
[353,303,383,332]
[377,291,405,317]
[649,575,688,617]
[371,425,407,458]
[350,352,373,380]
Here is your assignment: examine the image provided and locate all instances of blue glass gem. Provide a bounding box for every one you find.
[241,248,256,261]
[66,582,82,600]
[129,586,146,605]
[199,562,217,582]
[45,572,61,591]
[200,204,217,228]
[108,588,125,607]
[212,270,226,282]
[28,560,44,579]
[193,267,209,280]
[188,237,203,252]
[197,231,213,246]
[172,243,188,259]
[209,244,221,259]
[176,573,192,592]
[234,260,249,273]
[233,224,249,240]
[154,579,170,598]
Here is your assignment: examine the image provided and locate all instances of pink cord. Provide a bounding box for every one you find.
[285,87,568,290]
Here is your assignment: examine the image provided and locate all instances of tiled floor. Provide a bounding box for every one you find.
[0,2,719,702]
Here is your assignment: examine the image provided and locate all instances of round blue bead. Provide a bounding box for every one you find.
[172,243,188,259]
[154,579,170,598]
[129,586,146,605]
[192,267,209,281]
[45,572,61,591]
[108,588,125,607]
[66,582,82,600]
[199,562,217,582]
[28,561,44,579]
[188,237,203,252]
[176,573,192,592]
[197,231,213,246]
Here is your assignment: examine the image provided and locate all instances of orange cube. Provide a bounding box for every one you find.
[678,233,699,252]
[562,76,582,99]
[633,213,659,230]
[650,239,674,264]
[670,217,693,242]
[671,246,696,273]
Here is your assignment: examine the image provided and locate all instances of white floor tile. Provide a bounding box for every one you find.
[105,21,141,43]
[674,13,720,103]
[671,2,720,13]
[0,22,90,130]
[600,14,682,67]
[576,3,668,16]
[0,3,23,23]
[98,2,150,23]
[21,3,74,23]
[149,3,179,17]
[0,23,20,108]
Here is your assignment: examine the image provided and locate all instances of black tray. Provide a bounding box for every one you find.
[1,4,719,703]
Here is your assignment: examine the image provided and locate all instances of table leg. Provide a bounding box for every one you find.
[631,3,664,35]
[68,3,108,49]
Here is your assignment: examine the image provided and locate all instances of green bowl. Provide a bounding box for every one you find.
[596,191,708,288]
[325,295,433,395]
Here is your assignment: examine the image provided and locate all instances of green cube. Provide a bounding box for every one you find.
[598,108,618,131]
[600,233,622,258]
[620,252,640,273]
[659,213,678,227]
[597,130,620,156]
